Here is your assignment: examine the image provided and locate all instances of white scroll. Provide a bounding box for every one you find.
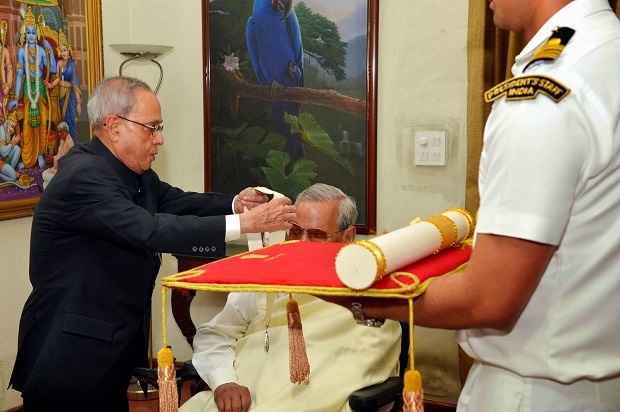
[335,208,475,290]
[245,186,287,251]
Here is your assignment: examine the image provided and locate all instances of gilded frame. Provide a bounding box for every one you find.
[202,0,378,234]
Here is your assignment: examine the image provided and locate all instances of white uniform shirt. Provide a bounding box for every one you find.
[458,0,620,383]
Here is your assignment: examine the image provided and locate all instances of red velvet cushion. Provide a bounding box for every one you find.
[164,241,472,297]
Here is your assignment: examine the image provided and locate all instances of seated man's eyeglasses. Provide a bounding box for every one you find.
[287,222,348,242]
[116,115,164,137]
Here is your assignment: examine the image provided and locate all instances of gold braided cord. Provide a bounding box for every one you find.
[161,261,470,300]
[161,287,168,348]
[351,239,387,283]
[425,214,458,252]
[401,261,468,297]
[389,272,421,289]
[403,300,425,412]
[409,298,414,370]
[445,207,476,239]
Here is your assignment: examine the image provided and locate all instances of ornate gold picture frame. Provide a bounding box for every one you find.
[202,0,378,233]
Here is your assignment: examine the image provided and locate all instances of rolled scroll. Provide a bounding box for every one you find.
[335,208,474,290]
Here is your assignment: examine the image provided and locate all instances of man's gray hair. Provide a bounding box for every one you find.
[57,122,69,132]
[87,76,153,129]
[296,183,358,230]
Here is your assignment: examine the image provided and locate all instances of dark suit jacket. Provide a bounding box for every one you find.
[10,136,235,408]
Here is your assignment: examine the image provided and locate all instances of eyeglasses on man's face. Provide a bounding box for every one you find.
[286,222,347,242]
[116,115,164,137]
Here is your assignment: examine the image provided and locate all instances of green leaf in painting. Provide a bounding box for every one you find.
[284,112,354,175]
[262,150,318,198]
[214,124,287,160]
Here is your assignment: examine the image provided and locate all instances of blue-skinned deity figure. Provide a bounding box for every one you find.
[9,7,56,169]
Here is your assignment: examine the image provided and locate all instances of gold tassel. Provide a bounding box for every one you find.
[286,294,310,384]
[157,346,179,412]
[402,370,424,412]
[402,298,425,412]
[158,287,179,412]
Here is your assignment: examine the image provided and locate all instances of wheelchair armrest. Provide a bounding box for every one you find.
[132,366,158,381]
[132,365,184,382]
[348,376,403,411]
[180,359,200,380]
[179,359,209,396]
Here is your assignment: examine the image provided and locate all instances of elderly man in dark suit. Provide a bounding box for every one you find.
[9,76,296,412]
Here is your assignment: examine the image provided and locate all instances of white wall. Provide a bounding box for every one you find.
[377,1,469,402]
[0,0,469,409]
[0,218,33,410]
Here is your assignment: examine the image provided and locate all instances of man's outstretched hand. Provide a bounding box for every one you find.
[239,195,295,234]
[234,187,270,214]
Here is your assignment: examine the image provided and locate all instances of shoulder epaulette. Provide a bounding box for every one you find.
[484,74,570,103]
[524,26,575,72]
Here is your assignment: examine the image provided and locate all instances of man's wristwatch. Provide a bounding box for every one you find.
[351,300,385,327]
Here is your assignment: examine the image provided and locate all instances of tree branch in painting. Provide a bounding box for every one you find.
[211,65,367,119]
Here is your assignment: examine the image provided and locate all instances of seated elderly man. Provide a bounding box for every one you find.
[181,183,402,412]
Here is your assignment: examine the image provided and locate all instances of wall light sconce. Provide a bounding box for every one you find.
[110,44,173,94]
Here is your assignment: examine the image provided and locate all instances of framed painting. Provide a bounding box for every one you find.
[0,0,103,220]
[203,0,378,234]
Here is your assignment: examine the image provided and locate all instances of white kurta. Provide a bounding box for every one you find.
[182,293,402,412]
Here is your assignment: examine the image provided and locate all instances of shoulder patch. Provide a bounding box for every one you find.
[484,75,570,103]
[524,26,575,72]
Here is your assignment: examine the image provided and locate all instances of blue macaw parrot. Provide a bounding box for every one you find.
[247,0,304,163]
